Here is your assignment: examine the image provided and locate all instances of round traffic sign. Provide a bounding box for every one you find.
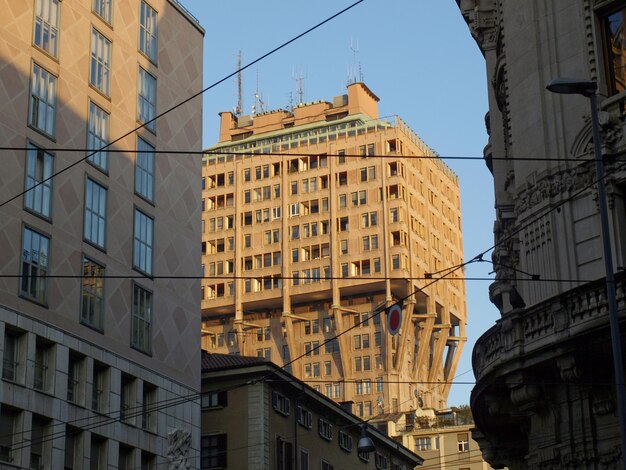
[387,304,402,335]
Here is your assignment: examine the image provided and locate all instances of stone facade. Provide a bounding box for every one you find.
[0,0,203,467]
[457,0,626,468]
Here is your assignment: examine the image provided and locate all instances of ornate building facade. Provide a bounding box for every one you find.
[457,0,626,468]
[200,82,467,418]
[0,1,203,467]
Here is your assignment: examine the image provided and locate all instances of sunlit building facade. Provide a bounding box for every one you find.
[0,1,203,467]
[201,82,466,418]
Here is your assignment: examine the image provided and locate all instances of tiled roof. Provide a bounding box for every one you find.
[201,351,266,372]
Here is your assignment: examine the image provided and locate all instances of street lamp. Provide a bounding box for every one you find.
[357,424,375,453]
[547,78,626,460]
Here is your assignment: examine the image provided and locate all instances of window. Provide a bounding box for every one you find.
[339,431,353,452]
[321,461,334,470]
[300,448,309,470]
[29,63,57,136]
[375,453,389,469]
[81,257,104,330]
[24,143,53,218]
[138,68,157,132]
[605,8,626,95]
[67,354,82,403]
[141,383,157,431]
[91,362,107,412]
[415,437,432,451]
[93,0,112,23]
[392,254,401,270]
[272,391,290,416]
[90,29,111,96]
[201,434,226,469]
[131,284,152,353]
[28,417,49,468]
[318,418,333,441]
[87,102,109,171]
[457,433,470,452]
[133,209,153,275]
[90,434,107,469]
[135,137,156,202]
[376,377,384,393]
[276,437,293,470]
[296,405,313,429]
[84,179,107,248]
[21,227,49,303]
[120,374,134,423]
[0,408,17,463]
[139,1,158,62]
[33,0,59,57]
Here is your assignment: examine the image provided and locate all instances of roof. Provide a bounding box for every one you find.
[201,351,266,371]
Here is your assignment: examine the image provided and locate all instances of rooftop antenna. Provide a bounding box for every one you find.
[252,68,266,115]
[348,38,363,85]
[292,66,306,105]
[234,51,243,116]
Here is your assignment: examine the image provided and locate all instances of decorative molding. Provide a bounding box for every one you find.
[167,428,192,470]
[516,165,595,214]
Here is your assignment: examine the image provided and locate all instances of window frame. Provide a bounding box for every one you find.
[24,142,54,220]
[138,67,157,133]
[20,225,50,305]
[133,208,154,276]
[33,0,60,58]
[84,177,108,250]
[135,136,155,203]
[139,0,158,63]
[131,282,153,354]
[90,28,112,97]
[87,101,110,172]
[92,0,113,24]
[29,62,57,138]
[81,256,105,332]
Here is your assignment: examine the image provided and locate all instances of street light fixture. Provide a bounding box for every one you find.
[547,77,626,462]
[357,424,375,453]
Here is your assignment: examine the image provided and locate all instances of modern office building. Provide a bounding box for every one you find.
[457,1,626,468]
[201,82,466,418]
[201,351,424,470]
[0,1,203,467]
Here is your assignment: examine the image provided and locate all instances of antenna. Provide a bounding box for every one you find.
[235,51,243,116]
[348,38,364,84]
[253,68,266,115]
[292,67,306,105]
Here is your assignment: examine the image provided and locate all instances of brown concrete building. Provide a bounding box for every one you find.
[0,0,203,467]
[201,351,423,470]
[201,83,466,419]
[456,0,626,468]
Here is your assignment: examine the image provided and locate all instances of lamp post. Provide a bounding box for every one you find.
[547,78,626,461]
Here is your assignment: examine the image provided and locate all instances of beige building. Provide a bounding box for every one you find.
[457,0,626,468]
[201,82,466,418]
[373,409,502,470]
[0,0,203,467]
[201,351,423,470]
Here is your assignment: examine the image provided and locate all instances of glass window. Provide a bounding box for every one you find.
[82,257,104,330]
[84,178,107,248]
[139,0,158,62]
[90,29,111,96]
[29,63,57,136]
[87,102,109,171]
[604,8,626,95]
[21,227,50,303]
[93,0,112,23]
[133,209,153,275]
[132,284,152,353]
[138,67,157,132]
[24,143,53,218]
[136,137,155,201]
[33,0,59,57]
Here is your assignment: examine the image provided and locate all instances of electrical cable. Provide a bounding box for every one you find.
[0,0,365,210]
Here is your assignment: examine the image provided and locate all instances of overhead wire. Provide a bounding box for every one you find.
[0,0,365,210]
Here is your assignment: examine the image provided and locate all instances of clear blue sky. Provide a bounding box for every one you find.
[183,0,499,407]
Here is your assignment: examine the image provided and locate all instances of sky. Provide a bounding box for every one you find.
[183,0,499,407]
